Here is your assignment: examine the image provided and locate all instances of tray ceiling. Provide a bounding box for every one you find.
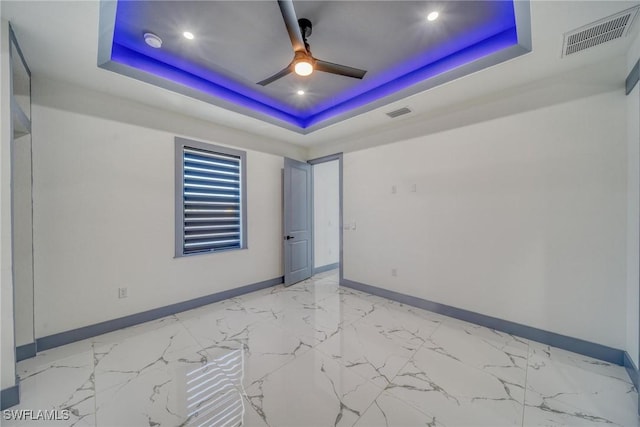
[98,0,531,133]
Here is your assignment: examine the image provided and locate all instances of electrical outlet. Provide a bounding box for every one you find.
[391,268,397,277]
[118,287,128,299]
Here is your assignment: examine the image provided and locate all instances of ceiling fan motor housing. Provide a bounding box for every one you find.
[298,18,312,39]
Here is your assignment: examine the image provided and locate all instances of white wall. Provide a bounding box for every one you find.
[31,79,288,338]
[35,78,307,162]
[343,90,627,349]
[626,29,640,368]
[1,18,17,392]
[13,132,33,347]
[313,160,339,269]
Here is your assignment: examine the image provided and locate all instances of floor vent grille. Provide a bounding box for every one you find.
[563,6,639,57]
[386,107,412,118]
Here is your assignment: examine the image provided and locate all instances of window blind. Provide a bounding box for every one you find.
[182,147,242,254]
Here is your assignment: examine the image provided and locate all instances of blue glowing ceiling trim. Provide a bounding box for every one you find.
[98,1,531,134]
[110,44,301,126]
[303,27,518,129]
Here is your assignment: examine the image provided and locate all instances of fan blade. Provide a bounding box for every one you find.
[257,65,293,86]
[315,59,367,79]
[277,0,306,53]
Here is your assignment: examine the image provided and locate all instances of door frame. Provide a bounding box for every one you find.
[10,24,36,360]
[307,153,344,283]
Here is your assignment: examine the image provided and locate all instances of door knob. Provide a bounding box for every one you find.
[285,235,294,240]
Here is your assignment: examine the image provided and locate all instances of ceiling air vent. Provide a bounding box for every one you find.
[562,6,639,57]
[386,107,412,118]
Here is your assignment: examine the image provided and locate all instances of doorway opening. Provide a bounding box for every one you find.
[310,157,341,276]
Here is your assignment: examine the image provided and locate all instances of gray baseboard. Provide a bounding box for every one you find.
[341,278,625,366]
[37,276,283,352]
[1,381,19,410]
[624,351,639,390]
[16,342,36,362]
[313,263,339,275]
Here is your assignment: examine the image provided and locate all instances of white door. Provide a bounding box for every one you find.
[283,158,313,286]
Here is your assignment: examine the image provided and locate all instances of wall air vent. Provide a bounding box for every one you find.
[386,107,412,118]
[562,6,639,57]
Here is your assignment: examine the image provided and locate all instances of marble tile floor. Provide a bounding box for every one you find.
[5,270,638,427]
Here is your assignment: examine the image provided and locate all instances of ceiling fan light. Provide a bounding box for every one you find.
[294,60,314,76]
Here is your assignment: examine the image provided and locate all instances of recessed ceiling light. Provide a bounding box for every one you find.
[183,31,195,40]
[297,90,305,95]
[427,11,439,21]
[143,32,162,48]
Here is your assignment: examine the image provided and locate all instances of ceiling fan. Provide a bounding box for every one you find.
[257,0,367,86]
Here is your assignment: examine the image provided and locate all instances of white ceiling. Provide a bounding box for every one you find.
[2,0,639,150]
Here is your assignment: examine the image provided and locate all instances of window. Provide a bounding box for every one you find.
[175,138,247,256]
